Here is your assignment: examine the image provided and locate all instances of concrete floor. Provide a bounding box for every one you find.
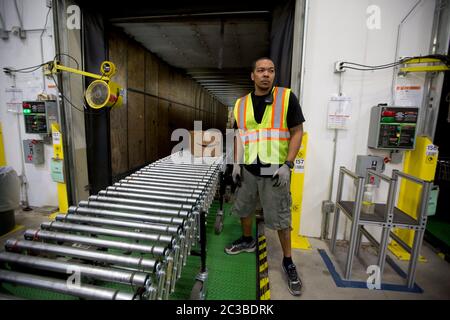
[0,209,51,248]
[2,209,450,300]
[265,227,450,300]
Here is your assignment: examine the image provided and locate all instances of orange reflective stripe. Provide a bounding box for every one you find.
[243,95,249,130]
[242,129,291,144]
[271,87,278,128]
[280,89,287,128]
[243,137,290,145]
[240,128,289,137]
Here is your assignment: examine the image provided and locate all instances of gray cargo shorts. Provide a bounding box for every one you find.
[231,167,292,230]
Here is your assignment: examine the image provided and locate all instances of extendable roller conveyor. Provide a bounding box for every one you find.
[0,153,223,300]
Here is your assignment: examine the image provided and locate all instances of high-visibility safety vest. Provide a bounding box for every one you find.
[234,87,291,164]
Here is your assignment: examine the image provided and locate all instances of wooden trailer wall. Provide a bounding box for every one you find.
[108,29,228,178]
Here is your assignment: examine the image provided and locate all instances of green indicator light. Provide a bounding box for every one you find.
[23,109,31,114]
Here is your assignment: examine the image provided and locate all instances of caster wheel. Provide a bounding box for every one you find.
[190,280,205,300]
[214,210,224,234]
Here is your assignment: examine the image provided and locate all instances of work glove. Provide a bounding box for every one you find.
[232,164,242,187]
[272,164,291,187]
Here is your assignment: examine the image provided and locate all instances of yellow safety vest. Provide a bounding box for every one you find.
[234,87,291,164]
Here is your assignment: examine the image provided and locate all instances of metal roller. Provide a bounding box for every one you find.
[0,293,26,300]
[0,270,135,300]
[97,190,198,205]
[137,169,215,179]
[129,174,209,186]
[155,159,219,167]
[5,239,160,273]
[113,180,203,195]
[133,171,212,182]
[125,176,208,188]
[68,206,186,225]
[85,197,195,213]
[119,179,205,191]
[150,161,215,169]
[109,185,201,198]
[56,214,181,235]
[142,166,214,174]
[146,161,216,168]
[0,251,150,287]
[141,166,216,174]
[41,221,174,247]
[24,229,169,257]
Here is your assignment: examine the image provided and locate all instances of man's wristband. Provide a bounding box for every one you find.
[284,160,294,169]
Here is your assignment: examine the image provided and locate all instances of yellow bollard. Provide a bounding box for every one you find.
[388,136,438,261]
[50,123,69,218]
[290,132,312,250]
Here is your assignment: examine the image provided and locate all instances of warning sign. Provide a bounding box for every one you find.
[425,144,438,164]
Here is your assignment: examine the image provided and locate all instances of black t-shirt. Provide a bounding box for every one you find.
[234,90,305,176]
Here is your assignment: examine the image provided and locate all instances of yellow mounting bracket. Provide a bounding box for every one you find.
[44,60,116,81]
[399,58,450,73]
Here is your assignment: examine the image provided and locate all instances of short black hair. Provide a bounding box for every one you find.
[251,57,274,71]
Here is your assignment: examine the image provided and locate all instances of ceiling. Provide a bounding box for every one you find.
[112,14,270,107]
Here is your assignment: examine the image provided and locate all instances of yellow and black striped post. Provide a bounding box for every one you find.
[258,234,270,300]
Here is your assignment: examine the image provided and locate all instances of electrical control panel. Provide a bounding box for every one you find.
[23,139,44,165]
[22,101,58,134]
[355,155,384,186]
[368,106,419,150]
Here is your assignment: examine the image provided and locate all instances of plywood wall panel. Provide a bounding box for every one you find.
[145,52,159,96]
[128,92,146,169]
[158,63,170,99]
[128,43,145,91]
[145,96,158,163]
[109,31,128,176]
[157,100,170,158]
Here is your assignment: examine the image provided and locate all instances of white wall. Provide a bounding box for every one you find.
[300,0,435,239]
[0,0,58,207]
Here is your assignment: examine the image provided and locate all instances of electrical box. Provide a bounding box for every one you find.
[22,101,58,134]
[23,139,44,165]
[368,105,419,150]
[355,155,384,186]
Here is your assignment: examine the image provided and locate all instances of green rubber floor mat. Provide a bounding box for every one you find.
[205,202,256,300]
[170,254,201,300]
[427,217,450,247]
[170,200,256,300]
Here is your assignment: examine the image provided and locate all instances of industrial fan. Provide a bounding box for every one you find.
[45,60,124,109]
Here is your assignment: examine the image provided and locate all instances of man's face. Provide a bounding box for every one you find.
[251,59,275,91]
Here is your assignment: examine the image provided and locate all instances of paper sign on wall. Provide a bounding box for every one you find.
[394,78,424,107]
[327,95,352,129]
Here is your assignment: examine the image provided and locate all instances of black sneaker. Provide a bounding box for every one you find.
[224,236,256,255]
[282,263,303,296]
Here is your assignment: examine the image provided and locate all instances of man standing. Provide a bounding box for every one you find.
[224,57,305,296]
